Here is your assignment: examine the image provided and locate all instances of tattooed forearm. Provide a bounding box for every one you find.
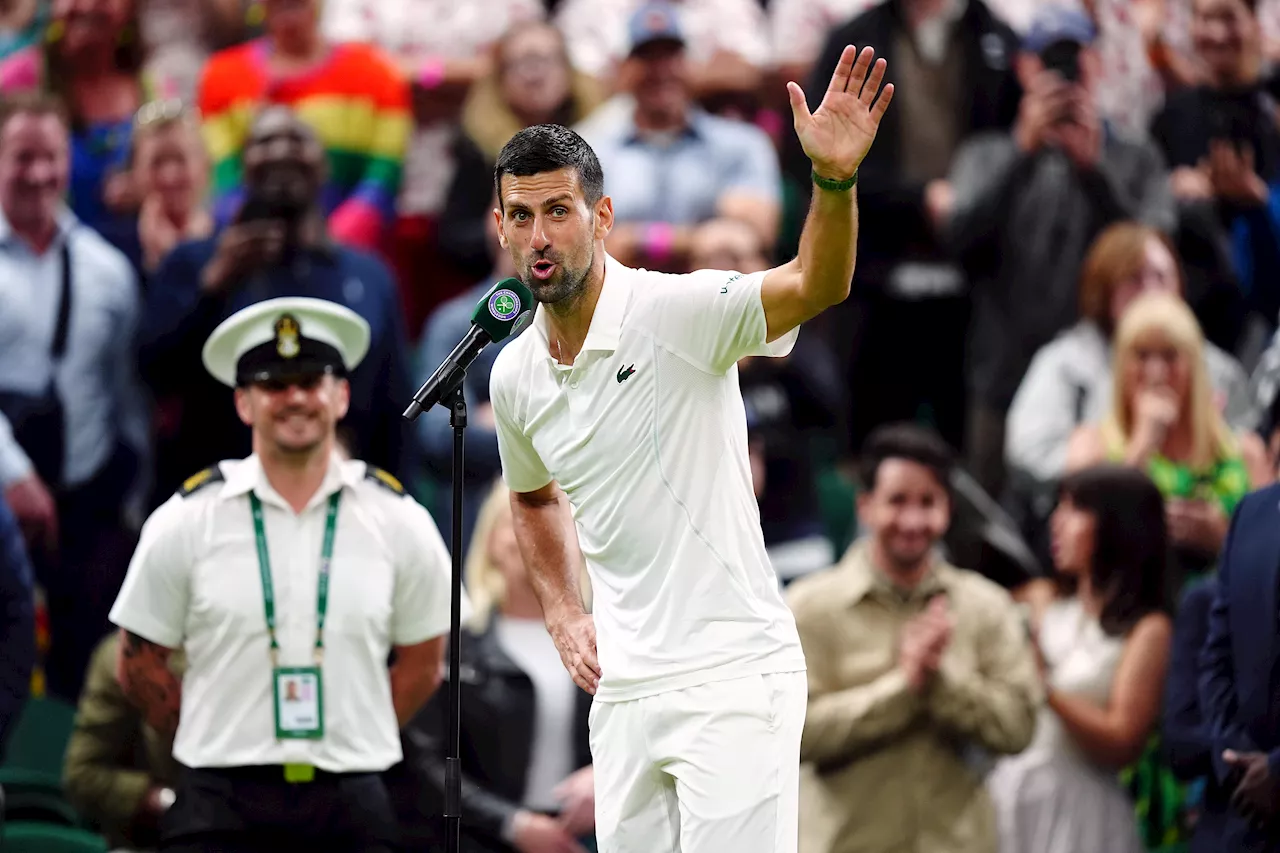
[117,630,182,736]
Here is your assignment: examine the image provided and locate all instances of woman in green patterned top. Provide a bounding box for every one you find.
[1064,291,1269,852]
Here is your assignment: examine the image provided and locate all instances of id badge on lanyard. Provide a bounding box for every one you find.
[250,491,341,741]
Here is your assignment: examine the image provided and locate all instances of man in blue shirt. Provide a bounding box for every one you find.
[140,106,413,506]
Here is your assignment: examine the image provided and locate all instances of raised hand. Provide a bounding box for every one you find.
[786,45,894,182]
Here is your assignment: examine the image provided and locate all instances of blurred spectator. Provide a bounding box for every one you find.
[0,0,150,259]
[786,424,1038,853]
[197,0,410,251]
[0,94,147,702]
[992,464,1172,853]
[62,631,180,851]
[139,106,413,503]
[127,100,214,277]
[0,0,45,64]
[390,482,595,853]
[791,0,1022,454]
[0,492,34,762]
[578,1,780,273]
[320,0,544,334]
[715,218,845,582]
[948,4,1175,496]
[1007,222,1254,488]
[1163,576,1231,853]
[768,0,881,87]
[140,0,257,103]
[415,201,520,555]
[1199,473,1280,850]
[1066,292,1268,594]
[1248,321,1280,468]
[554,0,771,100]
[1152,0,1280,359]
[441,22,606,287]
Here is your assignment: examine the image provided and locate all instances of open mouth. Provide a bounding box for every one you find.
[532,260,557,280]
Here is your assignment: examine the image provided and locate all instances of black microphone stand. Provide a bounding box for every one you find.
[443,380,466,853]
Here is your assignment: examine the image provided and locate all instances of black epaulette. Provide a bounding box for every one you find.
[365,466,406,496]
[177,466,224,498]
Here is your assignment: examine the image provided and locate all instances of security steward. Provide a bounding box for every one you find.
[109,296,462,853]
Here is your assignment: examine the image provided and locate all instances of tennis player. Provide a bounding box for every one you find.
[488,44,892,853]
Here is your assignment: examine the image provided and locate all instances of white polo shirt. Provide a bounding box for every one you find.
[109,454,460,772]
[490,255,806,702]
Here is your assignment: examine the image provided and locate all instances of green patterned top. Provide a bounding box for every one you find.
[1142,452,1250,518]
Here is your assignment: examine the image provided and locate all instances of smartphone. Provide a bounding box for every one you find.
[1040,40,1082,83]
[236,194,289,224]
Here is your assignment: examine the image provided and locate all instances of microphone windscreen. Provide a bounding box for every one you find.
[470,278,535,343]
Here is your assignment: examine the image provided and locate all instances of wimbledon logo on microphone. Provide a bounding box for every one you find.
[489,289,521,322]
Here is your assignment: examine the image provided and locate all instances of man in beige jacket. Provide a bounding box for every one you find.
[787,423,1040,853]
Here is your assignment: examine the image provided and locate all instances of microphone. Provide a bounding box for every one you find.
[402,278,535,422]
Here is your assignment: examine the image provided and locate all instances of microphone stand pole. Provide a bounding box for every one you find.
[444,381,466,853]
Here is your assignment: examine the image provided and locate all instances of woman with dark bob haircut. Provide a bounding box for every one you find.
[989,464,1174,853]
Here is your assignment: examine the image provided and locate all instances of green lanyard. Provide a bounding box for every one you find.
[249,491,342,668]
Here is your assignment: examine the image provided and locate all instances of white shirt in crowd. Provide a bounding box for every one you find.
[109,453,460,773]
[489,255,806,703]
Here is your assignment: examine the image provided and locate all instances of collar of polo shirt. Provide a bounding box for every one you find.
[532,254,634,361]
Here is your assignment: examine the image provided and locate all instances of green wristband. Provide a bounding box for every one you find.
[812,168,858,192]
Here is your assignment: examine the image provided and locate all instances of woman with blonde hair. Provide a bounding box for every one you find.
[127,100,213,275]
[391,481,596,853]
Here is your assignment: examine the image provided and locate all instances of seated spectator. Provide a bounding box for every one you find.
[1067,292,1269,592]
[947,4,1175,496]
[1152,0,1280,349]
[709,218,845,582]
[320,0,544,336]
[577,1,780,273]
[440,21,606,289]
[416,200,521,555]
[790,0,1022,454]
[0,493,34,762]
[389,481,595,853]
[0,0,45,64]
[1007,221,1255,487]
[554,0,771,102]
[139,106,412,505]
[0,0,150,259]
[197,0,410,251]
[992,464,1172,853]
[786,424,1038,853]
[0,93,148,703]
[128,100,214,277]
[62,631,181,851]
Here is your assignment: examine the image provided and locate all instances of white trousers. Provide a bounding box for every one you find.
[590,671,807,853]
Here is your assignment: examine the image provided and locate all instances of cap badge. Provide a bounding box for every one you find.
[275,314,301,359]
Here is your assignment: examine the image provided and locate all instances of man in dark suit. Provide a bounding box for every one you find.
[1200,483,1280,850]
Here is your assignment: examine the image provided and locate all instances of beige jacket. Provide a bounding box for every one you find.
[786,541,1042,853]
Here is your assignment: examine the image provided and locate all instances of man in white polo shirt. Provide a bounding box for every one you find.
[488,45,893,853]
[109,297,459,853]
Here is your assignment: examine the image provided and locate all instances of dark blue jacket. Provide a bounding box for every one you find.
[0,496,34,760]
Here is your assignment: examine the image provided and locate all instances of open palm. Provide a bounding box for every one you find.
[787,45,894,181]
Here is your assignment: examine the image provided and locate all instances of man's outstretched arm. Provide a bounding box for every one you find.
[115,629,181,737]
[761,45,894,342]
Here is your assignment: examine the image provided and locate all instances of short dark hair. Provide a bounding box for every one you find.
[0,92,68,142]
[856,423,955,493]
[1057,464,1169,635]
[493,124,604,211]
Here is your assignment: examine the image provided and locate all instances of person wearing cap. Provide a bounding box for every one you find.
[947,3,1175,496]
[488,39,892,853]
[575,0,781,273]
[109,296,459,852]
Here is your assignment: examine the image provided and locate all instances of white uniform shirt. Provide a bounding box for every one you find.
[109,454,460,772]
[489,256,806,703]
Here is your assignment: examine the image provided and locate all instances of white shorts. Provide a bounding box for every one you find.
[589,671,807,853]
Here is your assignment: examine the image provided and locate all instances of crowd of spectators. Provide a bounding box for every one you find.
[3,0,1280,851]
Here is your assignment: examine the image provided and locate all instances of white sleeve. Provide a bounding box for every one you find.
[108,494,192,648]
[651,268,798,375]
[490,356,555,494]
[390,496,464,646]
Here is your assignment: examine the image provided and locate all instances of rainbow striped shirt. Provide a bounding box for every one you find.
[197,39,410,250]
